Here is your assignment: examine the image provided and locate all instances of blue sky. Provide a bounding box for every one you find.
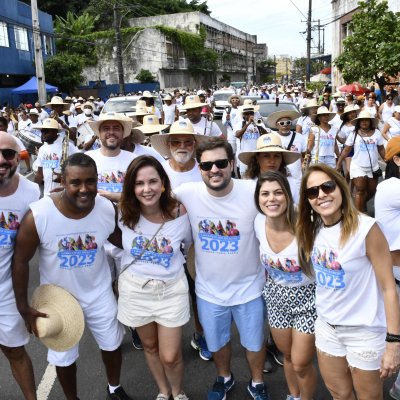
[205,0,332,58]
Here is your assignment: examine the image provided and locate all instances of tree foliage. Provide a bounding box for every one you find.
[334,0,400,93]
[135,69,156,83]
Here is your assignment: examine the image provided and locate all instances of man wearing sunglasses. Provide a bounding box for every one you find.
[174,137,269,400]
[0,132,40,399]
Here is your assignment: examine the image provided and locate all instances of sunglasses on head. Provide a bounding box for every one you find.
[277,120,291,126]
[0,148,18,161]
[305,180,336,200]
[199,159,229,171]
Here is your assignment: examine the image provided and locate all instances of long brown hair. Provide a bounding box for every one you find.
[119,155,177,229]
[296,164,359,268]
[244,154,287,179]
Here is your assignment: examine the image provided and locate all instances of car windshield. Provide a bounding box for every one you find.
[102,100,138,113]
[213,92,234,101]
[258,103,299,117]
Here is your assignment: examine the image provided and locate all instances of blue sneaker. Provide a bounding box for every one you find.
[207,374,235,400]
[246,380,270,400]
[390,383,400,400]
[191,332,212,361]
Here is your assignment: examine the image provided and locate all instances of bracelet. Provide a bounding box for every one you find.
[386,333,400,342]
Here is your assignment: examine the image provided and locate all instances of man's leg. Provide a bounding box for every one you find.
[56,363,77,400]
[1,345,36,400]
[101,347,122,386]
[213,342,232,377]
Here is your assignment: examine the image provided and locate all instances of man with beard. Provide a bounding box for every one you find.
[12,153,132,400]
[0,132,39,400]
[174,138,269,400]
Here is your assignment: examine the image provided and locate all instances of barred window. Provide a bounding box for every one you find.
[14,26,29,51]
[0,21,9,47]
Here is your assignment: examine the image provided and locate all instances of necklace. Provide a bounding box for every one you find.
[323,215,343,228]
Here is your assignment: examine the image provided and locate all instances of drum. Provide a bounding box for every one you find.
[77,122,96,148]
[17,129,42,155]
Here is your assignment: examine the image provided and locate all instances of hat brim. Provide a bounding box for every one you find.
[181,102,206,110]
[300,103,319,111]
[340,108,360,120]
[31,284,84,352]
[239,105,260,113]
[88,118,132,138]
[45,102,70,111]
[238,147,301,166]
[350,116,379,129]
[310,112,336,123]
[150,133,210,158]
[137,123,168,135]
[266,110,301,129]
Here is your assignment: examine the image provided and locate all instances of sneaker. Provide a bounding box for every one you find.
[267,345,283,366]
[107,386,133,400]
[246,381,270,400]
[286,396,296,400]
[390,384,400,400]
[129,327,143,350]
[191,332,212,361]
[207,374,235,400]
[156,395,170,400]
[174,393,189,400]
[263,356,273,373]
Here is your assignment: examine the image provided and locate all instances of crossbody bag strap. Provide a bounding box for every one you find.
[357,131,375,174]
[287,131,296,150]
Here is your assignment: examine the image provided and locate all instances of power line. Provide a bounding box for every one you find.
[288,0,308,20]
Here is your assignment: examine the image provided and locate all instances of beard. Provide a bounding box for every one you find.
[171,149,194,165]
[0,163,18,185]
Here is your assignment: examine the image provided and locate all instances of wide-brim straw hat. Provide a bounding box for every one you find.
[350,110,379,129]
[181,95,206,110]
[35,118,61,131]
[238,133,301,166]
[310,106,336,123]
[163,95,172,101]
[266,110,301,129]
[137,115,168,135]
[335,97,346,104]
[150,119,210,158]
[131,100,150,116]
[300,98,319,111]
[88,112,132,138]
[141,90,155,98]
[29,108,40,116]
[332,91,342,98]
[31,284,84,352]
[239,99,260,112]
[340,104,360,120]
[45,96,70,111]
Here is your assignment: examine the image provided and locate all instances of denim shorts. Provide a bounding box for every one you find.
[196,296,266,352]
[315,317,386,370]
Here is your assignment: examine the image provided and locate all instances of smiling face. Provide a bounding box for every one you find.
[258,180,287,218]
[99,121,124,150]
[0,132,20,187]
[134,165,163,210]
[306,170,342,225]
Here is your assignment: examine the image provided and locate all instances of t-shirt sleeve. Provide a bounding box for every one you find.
[345,132,355,147]
[376,131,385,146]
[210,123,222,137]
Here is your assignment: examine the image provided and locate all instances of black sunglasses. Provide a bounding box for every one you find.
[199,159,229,171]
[0,148,18,160]
[305,180,336,200]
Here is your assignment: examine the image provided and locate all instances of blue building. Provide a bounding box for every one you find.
[0,0,55,105]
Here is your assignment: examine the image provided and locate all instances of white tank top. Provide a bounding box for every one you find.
[364,105,377,118]
[30,195,115,308]
[382,102,395,123]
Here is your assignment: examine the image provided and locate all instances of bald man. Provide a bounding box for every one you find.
[0,132,40,399]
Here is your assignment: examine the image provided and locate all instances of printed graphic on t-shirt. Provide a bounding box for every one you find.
[198,219,240,254]
[41,153,60,169]
[261,254,302,283]
[320,133,335,147]
[97,171,125,192]
[359,137,377,151]
[0,211,20,248]
[311,247,345,289]
[243,127,260,140]
[57,233,98,269]
[131,236,173,268]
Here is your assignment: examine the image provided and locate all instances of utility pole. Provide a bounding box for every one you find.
[318,19,321,54]
[113,3,125,95]
[306,0,312,83]
[31,0,46,104]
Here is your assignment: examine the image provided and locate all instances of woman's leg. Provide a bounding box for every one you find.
[366,176,378,202]
[351,368,382,400]
[136,323,171,396]
[157,325,184,397]
[291,330,317,400]
[352,176,368,211]
[345,157,352,183]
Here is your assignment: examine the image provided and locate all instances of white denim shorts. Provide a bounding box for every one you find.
[315,317,386,370]
[117,270,190,328]
[0,300,29,348]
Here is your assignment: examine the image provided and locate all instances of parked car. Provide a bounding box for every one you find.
[101,95,162,118]
[212,89,235,119]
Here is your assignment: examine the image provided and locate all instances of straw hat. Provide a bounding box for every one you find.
[36,118,61,131]
[238,133,301,166]
[181,95,206,110]
[350,110,378,129]
[266,110,301,129]
[45,96,69,110]
[137,115,168,135]
[335,97,346,104]
[332,91,342,98]
[150,119,209,158]
[31,284,84,352]
[131,100,149,116]
[82,101,94,110]
[88,95,95,101]
[385,136,400,161]
[88,112,132,138]
[163,95,172,101]
[300,98,319,111]
[29,108,40,116]
[141,90,154,98]
[239,99,260,112]
[340,104,360,120]
[310,106,336,123]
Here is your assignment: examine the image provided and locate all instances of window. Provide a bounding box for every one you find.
[0,21,9,47]
[14,26,29,51]
[43,34,53,55]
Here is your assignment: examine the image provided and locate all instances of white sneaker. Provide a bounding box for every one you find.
[174,393,189,400]
[156,395,169,400]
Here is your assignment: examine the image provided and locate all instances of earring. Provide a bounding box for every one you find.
[310,209,314,222]
[161,186,165,193]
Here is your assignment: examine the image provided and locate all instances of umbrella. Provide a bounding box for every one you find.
[320,67,332,75]
[338,82,371,96]
[310,74,330,82]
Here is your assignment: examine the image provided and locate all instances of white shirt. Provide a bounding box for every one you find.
[162,104,176,125]
[310,125,336,158]
[278,132,306,182]
[386,117,400,139]
[222,107,241,152]
[191,117,222,137]
[162,160,202,190]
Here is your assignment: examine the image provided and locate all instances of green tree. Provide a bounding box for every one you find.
[44,53,85,94]
[334,0,400,96]
[135,69,156,83]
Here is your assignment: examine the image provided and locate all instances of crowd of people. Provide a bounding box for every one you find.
[1,86,400,400]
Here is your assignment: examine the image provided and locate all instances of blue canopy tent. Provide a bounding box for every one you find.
[11,76,58,94]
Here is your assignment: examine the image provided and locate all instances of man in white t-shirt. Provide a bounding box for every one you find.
[174,138,269,400]
[34,102,49,122]
[222,94,241,155]
[0,132,39,400]
[12,153,132,400]
[161,94,177,126]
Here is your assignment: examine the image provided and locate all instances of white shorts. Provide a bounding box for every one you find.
[0,300,29,347]
[315,317,386,370]
[350,161,377,179]
[117,271,190,328]
[47,288,124,367]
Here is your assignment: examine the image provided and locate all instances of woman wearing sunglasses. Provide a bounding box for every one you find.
[297,164,400,400]
[117,155,192,400]
[336,110,385,212]
[254,171,317,400]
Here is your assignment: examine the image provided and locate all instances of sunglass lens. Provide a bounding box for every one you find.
[306,187,319,200]
[306,180,336,200]
[199,161,213,171]
[200,159,229,171]
[1,149,17,160]
[321,181,336,194]
[214,159,229,169]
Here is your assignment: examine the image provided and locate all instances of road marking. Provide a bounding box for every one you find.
[24,171,34,179]
[36,363,56,400]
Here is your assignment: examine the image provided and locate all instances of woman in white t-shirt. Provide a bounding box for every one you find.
[381,106,400,142]
[117,155,192,400]
[336,110,386,212]
[297,164,400,400]
[254,171,316,400]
